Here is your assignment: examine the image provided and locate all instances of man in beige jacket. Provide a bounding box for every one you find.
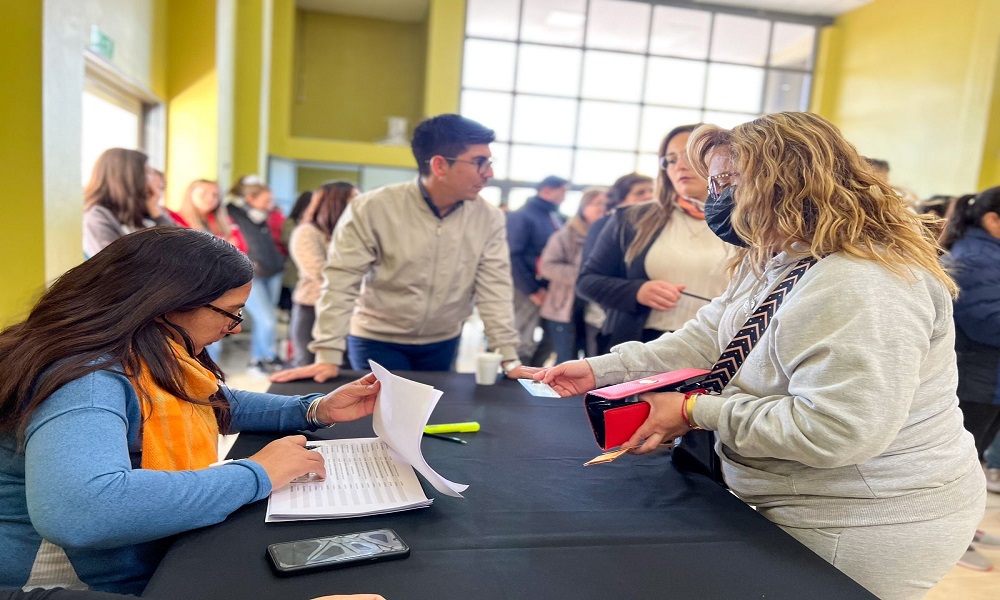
[272,114,527,383]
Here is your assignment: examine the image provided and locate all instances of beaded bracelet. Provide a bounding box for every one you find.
[306,397,336,429]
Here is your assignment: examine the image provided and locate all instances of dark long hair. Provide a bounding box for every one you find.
[83,148,150,228]
[605,173,652,211]
[940,187,1000,250]
[289,191,314,223]
[306,181,355,236]
[0,227,254,442]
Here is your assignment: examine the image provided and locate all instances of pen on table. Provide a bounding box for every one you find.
[423,432,467,445]
[680,291,713,302]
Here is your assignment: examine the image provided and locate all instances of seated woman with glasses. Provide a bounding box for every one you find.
[576,124,734,353]
[0,227,380,594]
[537,112,985,600]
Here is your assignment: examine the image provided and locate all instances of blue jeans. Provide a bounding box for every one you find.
[245,273,282,362]
[543,319,577,364]
[347,335,460,371]
[986,431,1000,470]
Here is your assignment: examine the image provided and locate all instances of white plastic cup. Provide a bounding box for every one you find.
[475,352,503,385]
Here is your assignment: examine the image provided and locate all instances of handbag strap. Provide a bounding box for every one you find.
[699,257,818,394]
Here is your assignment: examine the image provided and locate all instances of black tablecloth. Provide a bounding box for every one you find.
[143,371,874,599]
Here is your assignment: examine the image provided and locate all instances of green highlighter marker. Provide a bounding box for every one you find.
[424,422,480,434]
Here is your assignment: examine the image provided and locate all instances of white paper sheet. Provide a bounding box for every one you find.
[369,361,469,497]
[265,438,432,521]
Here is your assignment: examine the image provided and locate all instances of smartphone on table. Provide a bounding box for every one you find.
[267,528,410,576]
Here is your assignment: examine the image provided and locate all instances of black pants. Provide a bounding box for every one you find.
[959,400,1000,458]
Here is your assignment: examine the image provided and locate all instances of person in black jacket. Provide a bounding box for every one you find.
[940,187,1000,571]
[226,176,287,371]
[941,188,1000,461]
[506,175,569,366]
[579,172,653,355]
[577,124,731,353]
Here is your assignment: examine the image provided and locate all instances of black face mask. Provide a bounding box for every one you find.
[705,186,748,247]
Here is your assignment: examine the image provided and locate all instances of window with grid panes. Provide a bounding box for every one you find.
[461,0,824,211]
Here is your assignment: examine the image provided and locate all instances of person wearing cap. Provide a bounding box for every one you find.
[506,175,569,366]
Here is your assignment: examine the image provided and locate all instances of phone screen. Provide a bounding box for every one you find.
[268,529,409,572]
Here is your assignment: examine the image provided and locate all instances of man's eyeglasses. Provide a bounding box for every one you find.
[206,304,244,331]
[708,172,738,200]
[437,156,494,175]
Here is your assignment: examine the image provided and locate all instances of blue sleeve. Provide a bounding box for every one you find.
[225,387,324,432]
[576,211,647,313]
[951,250,1000,348]
[24,372,271,550]
[506,212,540,295]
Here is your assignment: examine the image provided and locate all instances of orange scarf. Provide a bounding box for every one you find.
[132,338,221,471]
[676,196,706,220]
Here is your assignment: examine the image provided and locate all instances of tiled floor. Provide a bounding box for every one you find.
[217,320,1000,598]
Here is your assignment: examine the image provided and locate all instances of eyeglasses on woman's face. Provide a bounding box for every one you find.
[205,304,244,332]
[708,172,739,200]
[659,152,689,170]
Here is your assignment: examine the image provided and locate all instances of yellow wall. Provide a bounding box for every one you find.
[267,0,464,168]
[165,0,218,209]
[291,11,426,143]
[423,0,465,116]
[980,53,1000,190]
[297,167,360,192]
[1,0,45,327]
[814,0,1000,196]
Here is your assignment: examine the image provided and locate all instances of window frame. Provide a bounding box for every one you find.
[460,0,832,207]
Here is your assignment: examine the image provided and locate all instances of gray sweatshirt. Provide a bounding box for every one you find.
[588,249,984,528]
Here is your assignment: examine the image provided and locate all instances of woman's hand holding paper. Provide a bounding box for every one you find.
[317,372,380,424]
[533,360,596,397]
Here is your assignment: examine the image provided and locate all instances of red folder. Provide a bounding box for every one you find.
[584,369,709,450]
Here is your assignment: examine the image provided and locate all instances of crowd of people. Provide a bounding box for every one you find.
[0,110,997,599]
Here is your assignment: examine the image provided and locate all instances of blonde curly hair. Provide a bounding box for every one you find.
[688,112,956,297]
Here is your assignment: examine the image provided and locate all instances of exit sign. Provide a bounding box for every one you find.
[89,25,114,61]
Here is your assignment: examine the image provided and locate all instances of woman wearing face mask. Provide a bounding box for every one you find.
[576,125,733,352]
[226,176,287,372]
[536,113,984,600]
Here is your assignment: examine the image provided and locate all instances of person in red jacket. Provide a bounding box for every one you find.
[167,179,248,253]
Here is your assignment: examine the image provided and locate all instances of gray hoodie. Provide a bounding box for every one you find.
[589,249,984,528]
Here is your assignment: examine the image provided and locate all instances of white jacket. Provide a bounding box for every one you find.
[309,180,519,365]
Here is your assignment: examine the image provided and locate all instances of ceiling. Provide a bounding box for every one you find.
[695,0,871,16]
[295,0,873,22]
[295,0,429,22]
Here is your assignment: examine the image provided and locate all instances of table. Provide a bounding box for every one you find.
[143,371,875,599]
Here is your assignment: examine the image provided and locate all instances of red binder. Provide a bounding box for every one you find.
[584,369,709,450]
